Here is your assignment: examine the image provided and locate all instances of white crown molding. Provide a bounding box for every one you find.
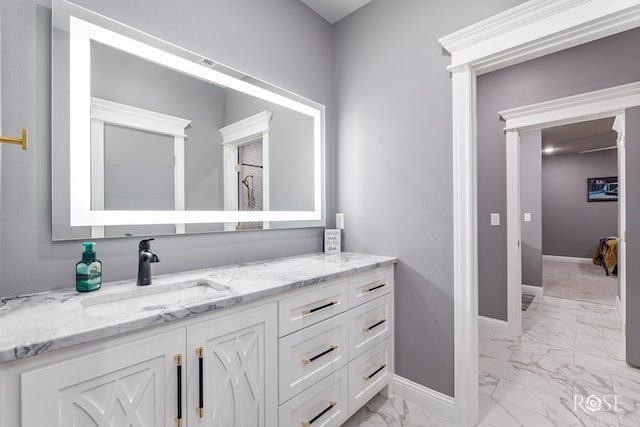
[219,111,273,145]
[439,0,588,52]
[500,81,640,131]
[90,97,191,137]
[439,0,640,74]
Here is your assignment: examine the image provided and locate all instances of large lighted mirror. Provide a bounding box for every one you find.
[52,0,325,240]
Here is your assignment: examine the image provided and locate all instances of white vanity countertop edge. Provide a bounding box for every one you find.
[0,252,396,365]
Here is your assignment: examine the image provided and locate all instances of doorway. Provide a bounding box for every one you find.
[537,118,620,306]
[500,84,634,340]
[440,2,640,426]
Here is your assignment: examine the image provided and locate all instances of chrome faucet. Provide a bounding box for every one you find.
[137,238,159,286]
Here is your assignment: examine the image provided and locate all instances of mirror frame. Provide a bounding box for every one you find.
[55,0,325,231]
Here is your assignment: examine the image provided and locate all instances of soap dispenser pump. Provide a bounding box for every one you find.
[76,242,102,292]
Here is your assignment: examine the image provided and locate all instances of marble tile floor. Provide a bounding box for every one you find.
[343,294,640,426]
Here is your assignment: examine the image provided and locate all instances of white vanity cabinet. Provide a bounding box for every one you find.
[277,266,394,426]
[20,328,185,427]
[0,258,395,427]
[186,303,277,427]
[1,302,277,427]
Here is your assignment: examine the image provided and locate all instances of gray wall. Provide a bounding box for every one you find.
[477,27,640,321]
[334,0,526,398]
[0,0,333,298]
[521,130,542,287]
[542,149,618,258]
[626,106,640,367]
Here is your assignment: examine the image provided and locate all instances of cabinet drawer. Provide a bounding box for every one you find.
[278,365,348,427]
[349,337,392,414]
[348,267,393,308]
[279,312,348,404]
[348,294,392,360]
[279,281,348,337]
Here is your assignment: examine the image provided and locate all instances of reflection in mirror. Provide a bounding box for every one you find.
[51,0,324,240]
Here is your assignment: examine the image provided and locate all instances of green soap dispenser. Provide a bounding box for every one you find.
[76,242,102,292]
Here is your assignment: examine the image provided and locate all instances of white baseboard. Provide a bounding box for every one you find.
[393,375,454,422]
[478,315,508,335]
[543,255,592,264]
[522,284,543,297]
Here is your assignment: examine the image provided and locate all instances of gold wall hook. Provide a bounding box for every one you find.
[0,128,28,150]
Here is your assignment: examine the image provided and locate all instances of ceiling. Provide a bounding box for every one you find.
[299,0,372,24]
[541,117,618,155]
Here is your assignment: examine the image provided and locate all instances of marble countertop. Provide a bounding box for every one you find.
[0,252,396,365]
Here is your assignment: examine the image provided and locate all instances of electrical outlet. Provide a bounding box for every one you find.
[336,213,344,230]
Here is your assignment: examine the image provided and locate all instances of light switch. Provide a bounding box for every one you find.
[336,213,344,230]
[491,213,500,226]
[524,212,532,222]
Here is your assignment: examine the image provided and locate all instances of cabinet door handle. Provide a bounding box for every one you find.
[196,347,204,418]
[301,401,337,427]
[302,345,338,365]
[361,281,387,294]
[302,300,338,316]
[362,318,387,332]
[175,354,183,427]
[362,363,387,381]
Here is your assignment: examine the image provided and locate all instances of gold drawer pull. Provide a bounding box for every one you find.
[362,318,387,332]
[301,401,337,427]
[363,364,387,381]
[361,282,387,294]
[302,345,338,365]
[302,300,338,316]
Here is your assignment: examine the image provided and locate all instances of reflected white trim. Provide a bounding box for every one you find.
[220,111,272,231]
[89,98,190,236]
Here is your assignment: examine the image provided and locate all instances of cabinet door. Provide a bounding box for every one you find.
[21,328,185,427]
[187,302,277,427]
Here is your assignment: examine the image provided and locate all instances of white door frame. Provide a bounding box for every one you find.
[89,97,191,237]
[499,82,640,339]
[439,1,640,426]
[219,111,272,231]
[614,114,627,323]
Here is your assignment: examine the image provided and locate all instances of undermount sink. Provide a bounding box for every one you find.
[82,278,230,316]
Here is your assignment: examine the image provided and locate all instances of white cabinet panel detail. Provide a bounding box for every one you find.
[188,303,277,427]
[21,328,184,427]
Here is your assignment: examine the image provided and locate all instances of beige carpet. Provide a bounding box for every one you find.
[543,259,618,306]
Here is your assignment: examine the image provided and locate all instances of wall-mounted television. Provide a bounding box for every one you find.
[587,176,618,202]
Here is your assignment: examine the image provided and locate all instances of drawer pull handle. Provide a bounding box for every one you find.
[363,363,387,381]
[302,300,338,316]
[196,347,204,418]
[301,401,337,427]
[362,282,387,294]
[302,345,338,365]
[175,354,183,427]
[363,318,387,332]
